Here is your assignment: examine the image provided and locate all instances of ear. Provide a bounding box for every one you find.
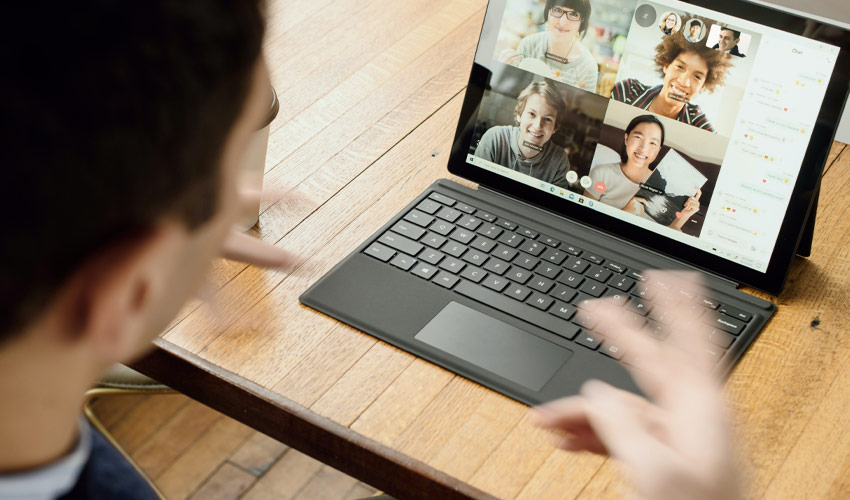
[59,224,183,363]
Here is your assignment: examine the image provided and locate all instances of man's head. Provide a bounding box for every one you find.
[718,28,741,52]
[654,28,734,105]
[689,20,702,40]
[0,2,266,363]
[515,81,566,150]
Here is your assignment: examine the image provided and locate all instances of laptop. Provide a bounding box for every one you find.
[301,0,850,405]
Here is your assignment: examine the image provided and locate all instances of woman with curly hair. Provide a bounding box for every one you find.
[611,24,733,132]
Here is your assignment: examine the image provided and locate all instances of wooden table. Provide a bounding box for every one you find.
[134,1,850,498]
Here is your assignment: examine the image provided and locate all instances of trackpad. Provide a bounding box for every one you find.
[414,302,572,392]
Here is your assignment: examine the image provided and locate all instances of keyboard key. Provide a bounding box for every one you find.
[389,253,416,271]
[513,253,540,270]
[441,241,466,258]
[461,249,488,266]
[416,199,441,214]
[483,257,509,275]
[527,293,554,311]
[518,227,538,239]
[706,329,735,348]
[703,313,745,335]
[604,289,630,306]
[631,283,656,301]
[550,301,576,321]
[703,345,725,364]
[449,228,475,244]
[436,206,462,223]
[391,221,426,240]
[609,275,636,293]
[718,304,753,322]
[541,247,567,266]
[572,292,597,310]
[504,283,532,301]
[537,263,561,279]
[600,343,625,360]
[455,202,475,214]
[550,285,577,303]
[421,232,447,249]
[469,235,497,253]
[556,269,584,288]
[458,216,482,231]
[645,320,669,340]
[482,275,508,292]
[565,257,589,274]
[419,249,444,265]
[506,266,532,284]
[561,243,582,256]
[579,281,607,298]
[587,266,612,283]
[410,263,438,280]
[539,235,560,247]
[428,192,456,206]
[432,271,459,289]
[528,276,555,293]
[379,232,423,256]
[404,209,434,227]
[454,282,579,340]
[496,219,518,230]
[629,299,652,316]
[364,242,395,262]
[576,331,602,350]
[493,244,518,261]
[475,210,496,222]
[697,296,721,309]
[572,309,597,329]
[460,266,487,283]
[628,269,647,281]
[429,220,454,236]
[497,232,523,248]
[584,254,604,265]
[604,261,627,274]
[520,240,545,256]
[438,256,465,274]
[477,224,503,239]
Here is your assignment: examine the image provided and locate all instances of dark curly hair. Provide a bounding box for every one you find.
[654,17,734,93]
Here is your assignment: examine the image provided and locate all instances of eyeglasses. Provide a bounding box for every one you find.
[550,6,581,21]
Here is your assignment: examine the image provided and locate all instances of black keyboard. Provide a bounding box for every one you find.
[362,191,754,367]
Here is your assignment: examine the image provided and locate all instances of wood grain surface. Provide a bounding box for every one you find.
[134,1,850,498]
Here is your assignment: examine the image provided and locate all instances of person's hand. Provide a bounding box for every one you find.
[532,270,741,500]
[623,196,647,216]
[498,48,522,66]
[681,187,701,219]
[220,187,297,270]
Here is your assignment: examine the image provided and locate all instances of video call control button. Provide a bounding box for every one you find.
[566,170,578,184]
[579,176,593,189]
[428,192,456,207]
[594,181,607,194]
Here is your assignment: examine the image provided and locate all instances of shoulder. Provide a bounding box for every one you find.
[612,78,644,101]
[518,32,546,52]
[686,104,715,132]
[592,162,622,177]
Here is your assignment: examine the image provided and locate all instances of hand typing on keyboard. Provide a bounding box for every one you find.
[532,270,742,500]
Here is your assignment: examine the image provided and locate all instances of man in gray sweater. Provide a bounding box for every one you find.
[475,81,571,188]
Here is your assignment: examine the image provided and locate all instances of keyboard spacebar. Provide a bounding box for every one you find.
[455,281,580,340]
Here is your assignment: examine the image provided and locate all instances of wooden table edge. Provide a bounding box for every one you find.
[132,337,497,500]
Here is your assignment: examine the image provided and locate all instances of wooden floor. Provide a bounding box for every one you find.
[89,393,379,500]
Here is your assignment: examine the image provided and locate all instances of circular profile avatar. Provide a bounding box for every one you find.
[684,19,706,43]
[611,28,733,132]
[586,114,700,230]
[474,81,571,188]
[498,0,598,91]
[659,12,680,36]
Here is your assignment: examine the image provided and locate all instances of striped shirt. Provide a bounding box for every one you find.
[611,78,715,132]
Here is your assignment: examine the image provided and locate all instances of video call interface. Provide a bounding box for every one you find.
[466,0,840,272]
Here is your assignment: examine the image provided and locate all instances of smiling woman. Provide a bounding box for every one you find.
[611,27,733,132]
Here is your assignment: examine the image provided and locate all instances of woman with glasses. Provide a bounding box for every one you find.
[498,0,598,92]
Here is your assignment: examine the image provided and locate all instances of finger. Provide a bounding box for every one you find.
[221,230,298,270]
[579,380,675,467]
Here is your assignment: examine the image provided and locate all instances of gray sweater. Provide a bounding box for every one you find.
[474,125,570,188]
